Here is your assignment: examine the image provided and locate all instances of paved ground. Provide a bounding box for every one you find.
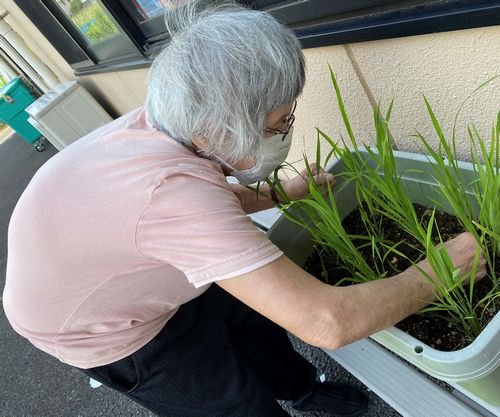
[0,133,400,417]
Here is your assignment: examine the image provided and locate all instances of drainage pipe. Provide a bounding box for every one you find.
[0,11,58,91]
[0,52,17,80]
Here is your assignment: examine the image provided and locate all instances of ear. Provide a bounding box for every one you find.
[191,135,208,152]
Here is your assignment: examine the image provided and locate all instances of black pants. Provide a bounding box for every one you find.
[82,284,317,417]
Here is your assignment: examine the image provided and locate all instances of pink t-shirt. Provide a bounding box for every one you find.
[3,108,282,369]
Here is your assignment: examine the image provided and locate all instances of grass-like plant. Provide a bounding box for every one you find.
[72,2,118,43]
[325,66,428,250]
[416,210,487,340]
[365,106,492,340]
[267,67,499,340]
[269,136,384,284]
[413,77,500,285]
[338,82,491,340]
[469,112,500,273]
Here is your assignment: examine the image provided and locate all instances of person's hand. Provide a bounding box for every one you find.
[418,232,487,287]
[281,163,336,201]
[442,232,487,284]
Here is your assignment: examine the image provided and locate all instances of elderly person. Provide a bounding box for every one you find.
[3,2,485,417]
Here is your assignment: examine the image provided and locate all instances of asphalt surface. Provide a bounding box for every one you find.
[0,133,400,417]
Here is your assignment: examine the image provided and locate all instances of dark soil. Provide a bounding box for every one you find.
[303,204,499,351]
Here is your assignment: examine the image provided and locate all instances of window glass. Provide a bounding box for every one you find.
[118,0,167,41]
[127,0,165,22]
[15,0,496,73]
[54,0,121,45]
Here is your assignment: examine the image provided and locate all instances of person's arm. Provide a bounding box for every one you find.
[216,233,485,350]
[229,163,336,214]
[229,182,276,214]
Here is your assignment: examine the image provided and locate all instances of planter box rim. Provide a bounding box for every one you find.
[268,147,499,405]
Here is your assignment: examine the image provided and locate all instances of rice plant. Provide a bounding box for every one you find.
[416,210,485,340]
[414,78,500,284]
[469,112,500,272]
[324,66,435,250]
[342,95,490,339]
[268,68,499,339]
[270,137,384,284]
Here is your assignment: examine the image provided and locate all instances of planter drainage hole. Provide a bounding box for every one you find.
[414,345,424,354]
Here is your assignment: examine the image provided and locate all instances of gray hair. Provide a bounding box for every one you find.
[145,1,305,164]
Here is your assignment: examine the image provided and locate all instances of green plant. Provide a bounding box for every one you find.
[280,159,383,284]
[332,82,490,340]
[470,112,500,263]
[69,0,84,16]
[267,75,419,285]
[413,77,500,284]
[417,210,486,340]
[268,68,499,340]
[324,66,428,254]
[72,2,118,43]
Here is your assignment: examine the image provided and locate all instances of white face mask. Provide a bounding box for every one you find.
[218,127,294,186]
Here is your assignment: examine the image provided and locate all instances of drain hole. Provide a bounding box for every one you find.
[414,345,424,354]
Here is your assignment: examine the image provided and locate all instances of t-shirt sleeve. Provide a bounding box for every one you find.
[136,172,283,288]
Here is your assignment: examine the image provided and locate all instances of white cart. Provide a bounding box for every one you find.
[25,81,112,151]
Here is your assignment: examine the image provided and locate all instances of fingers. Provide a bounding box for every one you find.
[300,163,326,176]
[308,162,320,175]
[474,264,486,278]
[315,172,336,188]
[475,252,487,280]
[299,163,320,178]
[443,232,487,284]
[297,164,335,189]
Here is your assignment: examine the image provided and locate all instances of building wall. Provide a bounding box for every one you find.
[1,0,499,165]
[0,0,74,83]
[290,25,500,167]
[78,69,148,116]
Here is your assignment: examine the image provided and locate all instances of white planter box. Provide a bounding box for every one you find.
[267,148,500,407]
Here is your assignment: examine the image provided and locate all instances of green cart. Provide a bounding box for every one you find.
[0,77,45,151]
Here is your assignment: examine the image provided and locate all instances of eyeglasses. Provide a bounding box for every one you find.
[264,100,297,141]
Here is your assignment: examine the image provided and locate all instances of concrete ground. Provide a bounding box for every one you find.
[0,133,401,417]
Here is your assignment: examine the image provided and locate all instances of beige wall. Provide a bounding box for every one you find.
[291,25,500,167]
[78,69,148,117]
[1,0,499,164]
[78,25,500,167]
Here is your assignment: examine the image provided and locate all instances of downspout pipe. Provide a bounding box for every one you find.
[0,11,58,91]
[0,56,17,81]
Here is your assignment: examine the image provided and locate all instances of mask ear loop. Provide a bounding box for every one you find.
[196,129,264,175]
[209,153,240,174]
